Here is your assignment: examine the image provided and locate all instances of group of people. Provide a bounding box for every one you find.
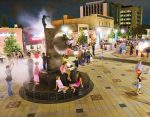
[115,40,150,59]
[55,70,83,93]
[57,55,84,93]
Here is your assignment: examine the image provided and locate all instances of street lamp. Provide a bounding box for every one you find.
[61,26,69,34]
[121,29,125,34]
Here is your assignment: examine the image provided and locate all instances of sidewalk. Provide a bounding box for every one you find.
[94,49,150,65]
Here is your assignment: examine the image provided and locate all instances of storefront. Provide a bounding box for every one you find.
[0,28,23,53]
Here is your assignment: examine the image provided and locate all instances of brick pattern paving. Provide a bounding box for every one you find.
[0,59,149,117]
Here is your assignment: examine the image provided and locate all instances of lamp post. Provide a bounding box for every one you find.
[121,29,125,34]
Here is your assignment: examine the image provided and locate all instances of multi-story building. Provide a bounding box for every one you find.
[80,1,104,18]
[80,1,143,28]
[52,14,114,44]
[120,5,143,28]
[80,1,121,24]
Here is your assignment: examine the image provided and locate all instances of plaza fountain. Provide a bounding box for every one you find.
[19,28,94,104]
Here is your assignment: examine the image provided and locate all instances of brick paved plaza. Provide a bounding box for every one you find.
[0,56,149,117]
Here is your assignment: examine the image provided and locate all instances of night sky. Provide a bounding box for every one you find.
[0,0,149,25]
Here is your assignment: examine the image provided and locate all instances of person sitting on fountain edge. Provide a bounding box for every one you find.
[59,61,71,85]
[55,75,69,93]
[69,72,83,93]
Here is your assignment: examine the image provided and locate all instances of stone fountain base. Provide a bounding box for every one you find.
[19,71,94,104]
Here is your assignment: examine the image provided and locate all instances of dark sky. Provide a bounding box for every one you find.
[0,0,149,25]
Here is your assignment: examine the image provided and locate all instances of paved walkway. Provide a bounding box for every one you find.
[0,58,150,117]
[95,49,150,65]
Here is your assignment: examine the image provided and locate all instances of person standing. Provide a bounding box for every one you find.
[136,75,142,95]
[73,57,79,68]
[5,63,14,96]
[135,60,143,78]
[146,47,150,58]
[34,62,40,85]
[130,43,134,55]
[42,52,47,70]
[135,44,139,56]
[83,49,87,63]
[27,53,34,82]
[92,43,95,56]
[86,49,92,64]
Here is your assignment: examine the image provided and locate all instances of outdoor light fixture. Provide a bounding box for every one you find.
[61,26,69,34]
[14,24,18,28]
[68,30,73,35]
[121,29,125,33]
[96,27,101,32]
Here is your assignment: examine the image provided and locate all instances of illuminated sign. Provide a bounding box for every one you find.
[0,33,17,37]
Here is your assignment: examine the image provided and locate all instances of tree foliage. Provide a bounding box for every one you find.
[108,30,115,38]
[77,29,87,45]
[132,25,150,36]
[3,32,21,55]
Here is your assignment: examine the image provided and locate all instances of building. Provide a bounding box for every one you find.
[120,5,143,28]
[80,1,121,25]
[23,27,44,51]
[0,28,23,53]
[52,14,114,45]
[52,14,114,29]
[80,1,143,28]
[102,2,121,25]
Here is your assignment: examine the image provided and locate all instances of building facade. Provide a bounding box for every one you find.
[80,1,121,25]
[52,14,114,29]
[0,28,23,53]
[120,6,143,28]
[52,14,114,45]
[80,1,143,28]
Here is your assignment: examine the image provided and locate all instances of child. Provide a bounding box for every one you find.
[136,76,142,95]
[34,62,40,85]
[55,75,69,93]
[69,72,83,93]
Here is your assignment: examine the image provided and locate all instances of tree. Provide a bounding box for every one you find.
[1,15,9,27]
[3,32,21,55]
[108,30,115,38]
[77,29,87,45]
[132,25,150,37]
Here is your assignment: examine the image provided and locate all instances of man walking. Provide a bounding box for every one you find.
[5,63,14,96]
